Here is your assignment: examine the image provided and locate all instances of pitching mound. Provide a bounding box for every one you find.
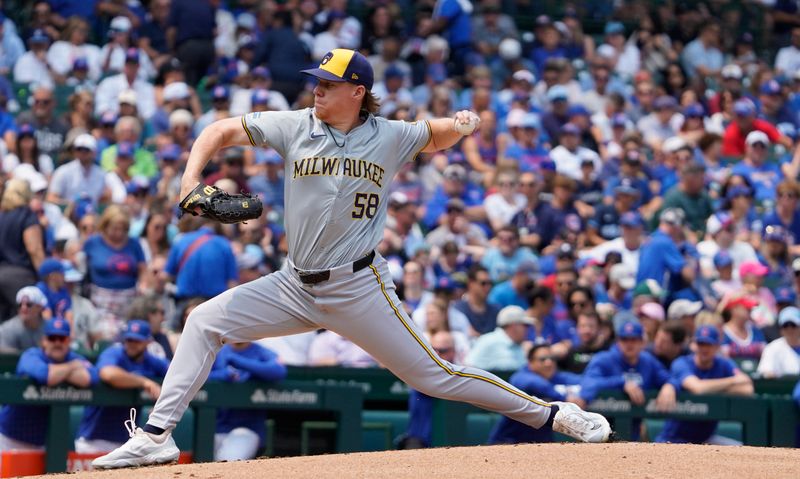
[31,443,800,478]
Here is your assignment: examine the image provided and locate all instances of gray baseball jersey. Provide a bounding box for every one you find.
[242,108,431,271]
[145,109,556,445]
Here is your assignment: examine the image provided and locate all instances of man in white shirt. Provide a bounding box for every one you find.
[581,211,644,272]
[95,48,156,119]
[757,307,800,378]
[697,212,757,280]
[775,27,800,74]
[550,123,601,181]
[13,30,55,87]
[47,134,108,207]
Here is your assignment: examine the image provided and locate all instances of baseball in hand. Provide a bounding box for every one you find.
[454,111,480,136]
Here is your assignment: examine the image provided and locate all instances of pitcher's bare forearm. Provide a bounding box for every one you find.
[182,117,253,187]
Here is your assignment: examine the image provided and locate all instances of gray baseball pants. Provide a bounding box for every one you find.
[147,254,553,431]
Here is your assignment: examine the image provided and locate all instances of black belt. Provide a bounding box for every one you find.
[295,251,375,285]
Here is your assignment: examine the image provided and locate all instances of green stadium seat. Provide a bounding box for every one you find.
[361,422,393,451]
[465,412,500,445]
[361,410,409,444]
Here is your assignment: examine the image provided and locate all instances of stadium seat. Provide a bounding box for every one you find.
[465,412,501,446]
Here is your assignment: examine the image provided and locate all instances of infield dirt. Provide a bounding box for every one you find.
[27,442,800,479]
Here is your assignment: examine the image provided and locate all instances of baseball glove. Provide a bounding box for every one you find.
[178,183,263,224]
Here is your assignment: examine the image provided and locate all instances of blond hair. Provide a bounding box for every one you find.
[97,204,131,233]
[361,90,380,115]
[1,179,33,211]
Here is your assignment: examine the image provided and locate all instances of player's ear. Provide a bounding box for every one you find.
[354,85,365,100]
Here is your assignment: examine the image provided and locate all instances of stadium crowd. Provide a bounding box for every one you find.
[2,0,800,459]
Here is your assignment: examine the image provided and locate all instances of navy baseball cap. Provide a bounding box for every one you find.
[117,141,135,157]
[620,211,644,228]
[567,104,590,118]
[734,98,756,116]
[683,103,705,118]
[614,178,640,196]
[157,143,181,162]
[775,287,797,304]
[30,29,50,44]
[302,49,374,90]
[252,88,269,105]
[560,123,581,136]
[73,57,89,71]
[654,95,677,110]
[726,184,751,200]
[694,325,720,345]
[764,224,789,242]
[44,317,71,337]
[252,66,271,79]
[617,320,643,340]
[123,319,152,341]
[124,47,139,64]
[18,123,35,137]
[39,258,66,277]
[540,159,556,171]
[212,85,229,101]
[611,113,627,128]
[713,250,733,268]
[760,80,781,96]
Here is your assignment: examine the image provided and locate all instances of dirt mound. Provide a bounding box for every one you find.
[31,443,800,479]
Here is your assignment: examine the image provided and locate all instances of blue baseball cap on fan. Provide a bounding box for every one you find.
[694,325,720,345]
[616,320,643,339]
[301,49,374,90]
[44,317,71,337]
[122,319,152,342]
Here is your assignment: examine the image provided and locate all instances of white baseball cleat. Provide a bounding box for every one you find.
[91,409,179,469]
[551,401,612,443]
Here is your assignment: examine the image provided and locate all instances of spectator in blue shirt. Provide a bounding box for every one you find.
[0,318,98,452]
[0,13,25,77]
[247,152,285,215]
[730,131,784,206]
[209,342,287,461]
[579,321,676,439]
[422,164,485,231]
[489,343,582,444]
[488,260,538,309]
[761,180,800,250]
[466,305,533,370]
[636,208,694,298]
[481,226,539,283]
[681,22,723,79]
[75,320,169,453]
[165,217,238,302]
[426,0,473,73]
[83,205,146,336]
[530,20,568,78]
[452,265,501,336]
[656,325,754,445]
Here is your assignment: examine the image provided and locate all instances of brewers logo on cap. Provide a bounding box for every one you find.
[301,49,375,90]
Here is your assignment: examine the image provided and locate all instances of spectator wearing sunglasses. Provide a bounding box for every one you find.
[757,307,800,378]
[489,343,582,444]
[0,318,98,454]
[0,286,48,353]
